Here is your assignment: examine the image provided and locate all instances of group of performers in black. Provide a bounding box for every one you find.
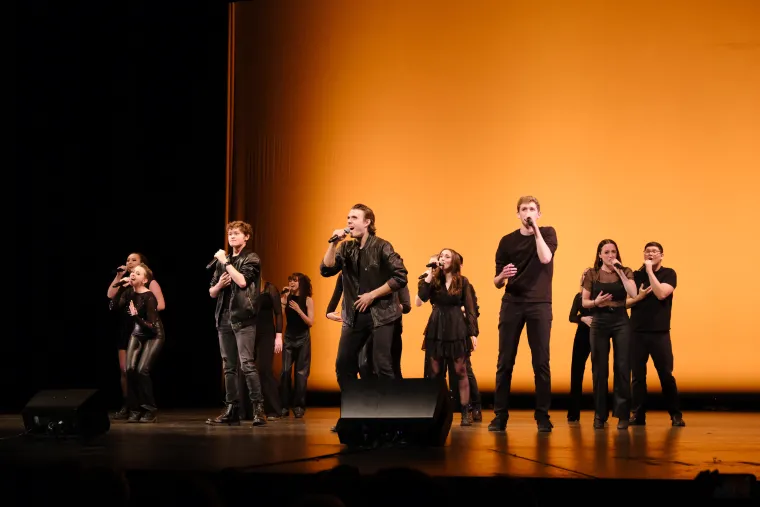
[107,196,684,431]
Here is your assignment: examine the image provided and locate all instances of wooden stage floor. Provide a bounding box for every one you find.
[1,408,758,480]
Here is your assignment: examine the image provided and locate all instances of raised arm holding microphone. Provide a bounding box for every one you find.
[320,203,408,397]
[581,239,637,430]
[490,195,558,433]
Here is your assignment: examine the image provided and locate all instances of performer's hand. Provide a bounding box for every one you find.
[643,259,654,271]
[471,336,478,351]
[580,316,593,327]
[331,228,348,242]
[128,301,138,316]
[120,277,131,287]
[288,300,302,314]
[326,312,343,322]
[637,283,652,300]
[501,264,517,279]
[218,273,232,288]
[214,249,227,264]
[274,334,283,354]
[594,291,613,306]
[354,292,375,312]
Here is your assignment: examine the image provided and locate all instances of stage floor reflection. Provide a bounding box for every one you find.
[1,408,758,480]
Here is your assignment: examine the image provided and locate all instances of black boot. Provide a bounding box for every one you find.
[140,409,158,423]
[252,403,267,427]
[460,405,472,427]
[127,410,142,423]
[112,406,129,420]
[470,404,482,422]
[206,403,240,426]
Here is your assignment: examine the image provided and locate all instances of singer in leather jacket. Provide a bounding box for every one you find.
[210,249,261,328]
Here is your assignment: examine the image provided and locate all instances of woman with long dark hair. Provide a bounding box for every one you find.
[418,248,479,426]
[107,252,165,419]
[114,263,165,423]
[581,240,637,429]
[280,272,314,418]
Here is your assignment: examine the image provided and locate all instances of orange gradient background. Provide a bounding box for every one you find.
[228,0,760,393]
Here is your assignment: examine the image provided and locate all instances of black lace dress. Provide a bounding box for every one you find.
[419,276,479,360]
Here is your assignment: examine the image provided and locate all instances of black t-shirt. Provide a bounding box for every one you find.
[357,248,374,313]
[494,226,558,303]
[630,267,677,332]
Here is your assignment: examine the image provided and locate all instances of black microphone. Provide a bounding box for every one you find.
[418,273,427,279]
[281,288,290,295]
[112,281,128,288]
[426,262,441,268]
[613,262,628,271]
[206,254,229,270]
[526,217,534,228]
[328,227,350,243]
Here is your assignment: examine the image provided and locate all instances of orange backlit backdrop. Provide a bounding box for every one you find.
[228,0,760,393]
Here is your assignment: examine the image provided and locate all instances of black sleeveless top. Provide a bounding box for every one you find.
[285,294,309,339]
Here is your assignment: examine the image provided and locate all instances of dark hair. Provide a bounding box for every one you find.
[350,203,376,235]
[130,252,149,265]
[289,272,312,308]
[593,239,622,270]
[644,241,663,253]
[432,248,464,295]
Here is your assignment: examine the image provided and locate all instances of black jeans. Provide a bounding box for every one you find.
[218,313,263,405]
[238,326,281,417]
[631,331,681,418]
[126,335,163,411]
[358,317,404,379]
[567,326,591,420]
[590,309,631,420]
[280,333,311,410]
[335,312,395,389]
[494,301,552,421]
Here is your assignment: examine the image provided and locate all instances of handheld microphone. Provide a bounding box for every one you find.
[613,262,628,271]
[206,254,229,270]
[112,281,128,288]
[328,228,350,243]
[418,273,428,279]
[425,262,440,268]
[281,288,290,295]
[526,217,534,227]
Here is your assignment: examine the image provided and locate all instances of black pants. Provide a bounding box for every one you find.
[631,331,681,418]
[126,335,163,411]
[359,318,403,379]
[280,333,311,410]
[494,301,552,421]
[590,309,631,420]
[335,312,395,389]
[238,327,281,417]
[567,326,591,420]
[218,314,263,405]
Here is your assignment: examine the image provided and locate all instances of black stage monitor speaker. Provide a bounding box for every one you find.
[21,389,110,438]
[336,378,453,447]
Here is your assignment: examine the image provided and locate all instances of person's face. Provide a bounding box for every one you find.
[439,250,454,271]
[125,253,141,271]
[288,276,299,292]
[227,227,249,249]
[644,246,663,265]
[130,266,148,287]
[599,243,618,267]
[517,202,540,227]
[347,209,370,237]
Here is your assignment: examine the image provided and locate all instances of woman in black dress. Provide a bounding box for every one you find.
[115,263,165,423]
[418,248,479,426]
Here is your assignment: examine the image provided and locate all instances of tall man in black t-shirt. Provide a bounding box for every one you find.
[626,241,685,427]
[489,196,558,432]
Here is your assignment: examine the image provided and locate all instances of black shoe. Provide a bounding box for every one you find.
[266,413,280,420]
[593,417,606,429]
[671,414,686,427]
[567,417,580,424]
[488,416,507,432]
[537,419,553,432]
[629,415,646,426]
[127,410,143,423]
[206,403,241,426]
[471,405,482,422]
[281,408,290,418]
[112,406,129,420]
[293,407,305,418]
[252,403,267,427]
[140,410,158,423]
[617,418,629,430]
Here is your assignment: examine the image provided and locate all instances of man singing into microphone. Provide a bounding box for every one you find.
[490,196,557,433]
[320,204,408,391]
[206,220,267,427]
[627,242,685,427]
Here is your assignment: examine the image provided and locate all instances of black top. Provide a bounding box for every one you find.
[582,267,635,309]
[495,226,558,303]
[419,276,479,359]
[568,292,591,323]
[357,248,373,313]
[285,294,309,337]
[116,288,163,339]
[256,281,283,334]
[631,267,677,332]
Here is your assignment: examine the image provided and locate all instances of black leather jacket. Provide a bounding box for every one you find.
[320,234,408,328]
[210,248,261,329]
